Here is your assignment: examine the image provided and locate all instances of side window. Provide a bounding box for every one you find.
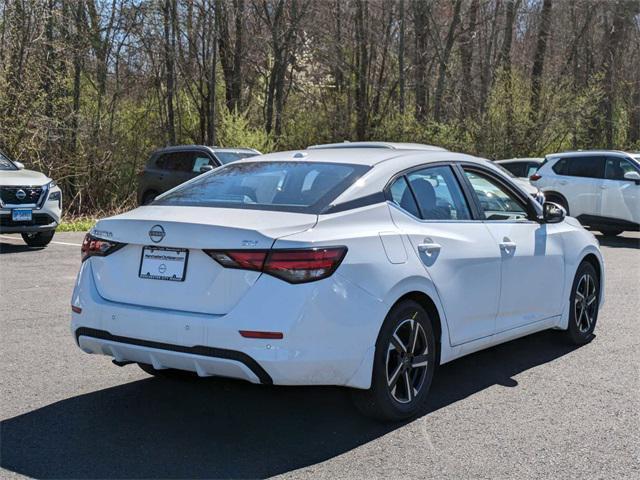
[155,152,194,172]
[552,158,567,175]
[192,154,212,173]
[566,156,604,179]
[406,165,471,220]
[463,170,528,221]
[526,163,540,177]
[605,157,637,180]
[389,176,420,218]
[504,163,525,177]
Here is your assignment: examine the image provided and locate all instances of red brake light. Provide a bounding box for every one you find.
[239,330,284,339]
[204,250,267,271]
[205,247,347,284]
[529,173,542,181]
[81,233,126,261]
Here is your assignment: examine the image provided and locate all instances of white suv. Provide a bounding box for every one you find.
[0,150,62,247]
[531,150,640,236]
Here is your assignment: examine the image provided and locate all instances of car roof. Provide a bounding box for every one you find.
[496,158,543,163]
[152,145,260,154]
[545,150,633,159]
[307,141,448,152]
[235,148,482,167]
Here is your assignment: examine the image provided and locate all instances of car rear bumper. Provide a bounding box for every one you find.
[71,260,383,389]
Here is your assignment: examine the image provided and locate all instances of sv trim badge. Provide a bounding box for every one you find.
[149,224,165,243]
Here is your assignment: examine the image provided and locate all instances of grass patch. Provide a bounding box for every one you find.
[58,217,96,232]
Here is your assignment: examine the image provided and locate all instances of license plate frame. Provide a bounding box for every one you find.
[11,208,32,222]
[139,246,189,282]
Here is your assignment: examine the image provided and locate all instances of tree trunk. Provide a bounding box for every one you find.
[398,0,405,114]
[433,0,462,123]
[163,0,176,145]
[459,0,478,120]
[529,0,553,121]
[412,0,429,122]
[354,0,368,140]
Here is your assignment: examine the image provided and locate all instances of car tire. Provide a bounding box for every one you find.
[351,300,436,421]
[141,191,158,205]
[600,228,623,237]
[21,230,55,247]
[137,362,197,379]
[563,261,600,345]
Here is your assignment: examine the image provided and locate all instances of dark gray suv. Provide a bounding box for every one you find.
[137,145,260,205]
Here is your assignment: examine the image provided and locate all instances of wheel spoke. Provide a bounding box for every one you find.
[391,334,406,354]
[575,290,585,301]
[412,354,429,368]
[387,363,403,389]
[587,294,597,306]
[408,320,418,354]
[403,370,413,402]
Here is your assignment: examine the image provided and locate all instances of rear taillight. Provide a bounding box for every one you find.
[204,247,347,284]
[529,173,542,181]
[81,233,126,261]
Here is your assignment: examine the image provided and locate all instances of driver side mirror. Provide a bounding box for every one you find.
[623,170,640,184]
[542,201,566,224]
[199,164,214,174]
[14,161,24,170]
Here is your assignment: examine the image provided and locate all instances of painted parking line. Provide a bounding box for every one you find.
[0,234,82,247]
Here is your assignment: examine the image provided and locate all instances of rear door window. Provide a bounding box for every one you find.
[154,161,370,213]
[565,156,604,179]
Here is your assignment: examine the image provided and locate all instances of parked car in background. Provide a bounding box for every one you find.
[492,162,546,204]
[72,148,603,420]
[531,150,640,236]
[496,158,544,180]
[0,150,62,247]
[137,145,260,205]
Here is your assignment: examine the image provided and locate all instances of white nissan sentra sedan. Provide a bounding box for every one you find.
[71,148,604,420]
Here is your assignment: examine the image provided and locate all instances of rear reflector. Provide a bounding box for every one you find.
[205,246,347,284]
[239,330,284,339]
[71,305,82,314]
[529,174,542,181]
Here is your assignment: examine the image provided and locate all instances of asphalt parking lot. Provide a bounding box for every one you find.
[0,231,638,479]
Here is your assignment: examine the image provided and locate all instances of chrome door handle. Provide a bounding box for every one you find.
[418,241,441,256]
[600,185,607,189]
[559,180,568,185]
[499,240,517,253]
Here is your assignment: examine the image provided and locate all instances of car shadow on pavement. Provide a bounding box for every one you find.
[592,234,640,249]
[1,330,582,479]
[0,241,35,253]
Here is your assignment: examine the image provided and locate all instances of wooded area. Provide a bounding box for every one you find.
[1,0,639,214]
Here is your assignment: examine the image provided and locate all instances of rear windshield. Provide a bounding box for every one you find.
[154,161,370,213]
[0,151,17,170]
[215,151,258,164]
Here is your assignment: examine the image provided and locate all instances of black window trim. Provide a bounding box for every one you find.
[455,162,540,223]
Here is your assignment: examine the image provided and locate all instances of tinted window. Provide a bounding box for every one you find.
[156,152,199,172]
[154,161,370,213]
[605,157,638,180]
[389,176,420,217]
[215,152,257,164]
[566,156,604,178]
[464,170,528,221]
[406,166,471,220]
[0,151,17,170]
[499,162,525,177]
[552,158,567,175]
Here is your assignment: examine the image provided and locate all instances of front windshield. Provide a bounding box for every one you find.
[0,151,17,171]
[154,161,370,213]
